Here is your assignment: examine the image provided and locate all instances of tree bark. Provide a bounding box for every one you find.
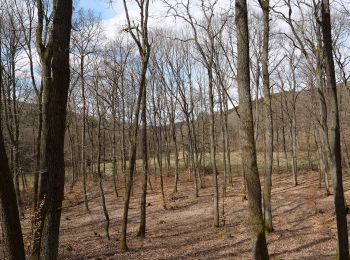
[207,70,219,227]
[235,0,269,258]
[80,56,89,212]
[0,128,25,260]
[138,68,149,237]
[321,1,349,258]
[35,1,73,258]
[96,96,110,240]
[260,0,273,233]
[33,92,43,210]
[0,33,25,258]
[120,0,151,251]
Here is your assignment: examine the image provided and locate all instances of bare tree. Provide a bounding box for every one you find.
[71,9,103,211]
[32,0,73,258]
[0,15,25,257]
[0,0,26,216]
[164,0,231,227]
[321,0,349,258]
[258,0,273,233]
[91,58,111,240]
[121,0,151,251]
[235,0,269,258]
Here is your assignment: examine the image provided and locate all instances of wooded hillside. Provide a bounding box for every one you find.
[1,0,350,259]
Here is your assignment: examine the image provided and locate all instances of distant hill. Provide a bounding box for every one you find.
[2,84,350,176]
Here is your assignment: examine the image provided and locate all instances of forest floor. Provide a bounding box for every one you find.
[20,168,349,259]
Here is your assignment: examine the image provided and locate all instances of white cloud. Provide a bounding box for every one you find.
[99,0,234,39]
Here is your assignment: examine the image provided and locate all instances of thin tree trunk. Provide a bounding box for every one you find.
[219,88,227,197]
[235,0,269,257]
[96,107,110,240]
[291,111,298,186]
[112,109,119,198]
[0,32,25,258]
[171,118,179,193]
[321,1,349,258]
[81,56,89,212]
[207,70,219,228]
[280,94,289,171]
[67,123,76,188]
[33,96,43,209]
[157,129,167,208]
[254,54,261,145]
[260,0,273,233]
[138,73,148,237]
[224,97,233,186]
[120,22,150,249]
[31,59,51,260]
[315,58,332,194]
[276,126,280,173]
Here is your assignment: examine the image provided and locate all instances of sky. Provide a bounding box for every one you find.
[77,0,159,38]
[75,0,236,39]
[77,0,116,19]
[76,0,124,38]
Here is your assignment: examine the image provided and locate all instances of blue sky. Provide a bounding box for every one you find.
[73,0,234,39]
[77,0,117,19]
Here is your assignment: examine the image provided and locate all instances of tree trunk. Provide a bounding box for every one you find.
[260,0,273,233]
[208,68,220,228]
[291,113,298,186]
[321,1,349,258]
[96,107,110,240]
[138,72,149,237]
[81,56,89,212]
[314,31,332,194]
[254,54,261,145]
[156,126,167,209]
[219,87,227,197]
[36,1,73,258]
[276,126,280,173]
[171,115,179,193]
[0,129,25,260]
[235,0,269,258]
[223,97,233,186]
[186,116,198,196]
[280,94,289,171]
[67,124,76,188]
[31,60,51,260]
[33,96,43,210]
[0,42,25,258]
[112,108,119,198]
[120,51,150,252]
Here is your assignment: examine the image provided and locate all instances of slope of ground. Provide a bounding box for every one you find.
[20,168,348,259]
